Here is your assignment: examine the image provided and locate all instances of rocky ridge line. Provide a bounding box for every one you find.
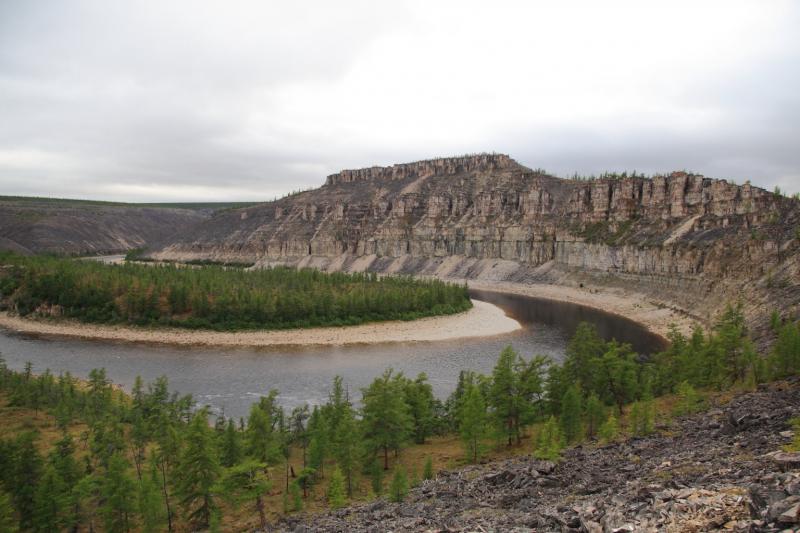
[148,154,800,339]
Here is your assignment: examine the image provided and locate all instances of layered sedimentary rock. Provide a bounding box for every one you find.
[149,154,800,337]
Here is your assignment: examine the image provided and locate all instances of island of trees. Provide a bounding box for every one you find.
[0,304,798,531]
[0,252,471,331]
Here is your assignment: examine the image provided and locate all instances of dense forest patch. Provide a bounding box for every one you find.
[0,252,472,331]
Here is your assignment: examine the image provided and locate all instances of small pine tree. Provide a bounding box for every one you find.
[409,464,419,488]
[533,416,563,461]
[784,418,800,452]
[673,381,702,416]
[368,459,384,496]
[220,419,243,467]
[101,453,137,533]
[629,399,655,437]
[388,467,409,503]
[422,457,434,481]
[138,457,165,533]
[33,464,69,532]
[327,467,346,509]
[584,393,605,438]
[296,467,316,499]
[175,410,221,528]
[458,383,488,463]
[216,459,271,531]
[559,385,583,444]
[598,411,619,444]
[290,481,303,512]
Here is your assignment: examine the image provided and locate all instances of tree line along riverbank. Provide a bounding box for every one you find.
[0,305,798,532]
[0,252,472,331]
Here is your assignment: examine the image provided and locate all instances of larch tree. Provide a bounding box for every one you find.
[458,382,488,463]
[361,369,413,470]
[175,409,221,528]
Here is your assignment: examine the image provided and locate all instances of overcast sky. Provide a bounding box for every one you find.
[1,1,798,202]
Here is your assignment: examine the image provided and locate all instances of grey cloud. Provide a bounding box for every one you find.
[1,1,798,201]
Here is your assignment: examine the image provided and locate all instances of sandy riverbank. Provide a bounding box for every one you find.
[460,279,698,339]
[0,299,521,347]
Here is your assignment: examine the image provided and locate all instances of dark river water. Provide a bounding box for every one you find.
[0,290,665,419]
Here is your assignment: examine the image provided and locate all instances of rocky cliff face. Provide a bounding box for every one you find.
[149,154,800,337]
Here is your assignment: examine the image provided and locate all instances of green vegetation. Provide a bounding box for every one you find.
[388,467,408,503]
[785,418,800,452]
[577,219,636,245]
[533,416,563,460]
[0,252,471,331]
[0,301,797,531]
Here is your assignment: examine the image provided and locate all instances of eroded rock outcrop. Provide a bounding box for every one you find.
[148,154,800,338]
[277,379,800,532]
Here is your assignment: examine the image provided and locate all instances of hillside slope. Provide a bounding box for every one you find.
[277,379,800,532]
[148,154,800,338]
[0,197,212,255]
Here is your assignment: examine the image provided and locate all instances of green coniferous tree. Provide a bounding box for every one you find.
[332,405,360,496]
[422,456,434,481]
[584,393,605,438]
[307,406,329,478]
[771,320,800,378]
[533,416,563,461]
[559,385,583,444]
[598,410,619,444]
[563,322,604,392]
[489,346,527,446]
[245,404,280,465]
[216,459,271,531]
[10,432,42,530]
[290,481,303,512]
[596,341,639,414]
[33,464,69,533]
[403,373,436,444]
[220,418,243,467]
[673,381,702,416]
[101,453,137,533]
[361,369,413,470]
[458,383,488,463]
[388,467,409,503]
[368,459,384,496]
[138,455,165,533]
[327,467,347,509]
[176,410,221,528]
[296,467,317,499]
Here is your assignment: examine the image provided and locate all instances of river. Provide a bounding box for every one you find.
[0,290,665,419]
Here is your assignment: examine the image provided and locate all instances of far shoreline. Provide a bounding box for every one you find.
[460,279,696,341]
[0,299,522,348]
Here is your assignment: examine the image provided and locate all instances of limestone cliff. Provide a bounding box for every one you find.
[148,154,800,338]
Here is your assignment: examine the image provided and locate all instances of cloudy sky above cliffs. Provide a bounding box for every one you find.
[1,1,798,202]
